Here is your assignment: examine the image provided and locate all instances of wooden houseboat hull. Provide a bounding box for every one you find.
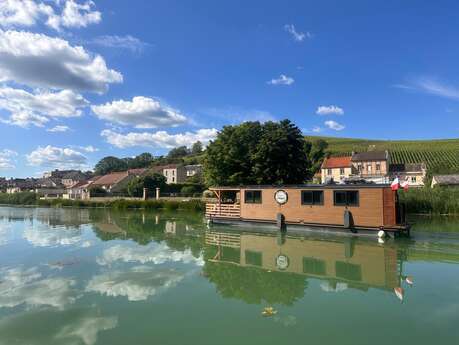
[206,184,410,237]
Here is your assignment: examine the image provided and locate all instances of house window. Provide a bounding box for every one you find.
[172,177,175,183]
[340,168,345,175]
[245,250,262,266]
[333,190,359,206]
[301,190,324,205]
[376,163,381,171]
[303,257,326,275]
[327,169,332,175]
[411,176,416,183]
[367,165,372,173]
[335,261,362,281]
[244,190,262,204]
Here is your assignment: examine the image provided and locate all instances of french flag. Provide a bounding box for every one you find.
[391,177,400,191]
[400,178,409,191]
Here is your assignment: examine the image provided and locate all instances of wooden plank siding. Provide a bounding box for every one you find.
[239,187,387,229]
[382,188,397,226]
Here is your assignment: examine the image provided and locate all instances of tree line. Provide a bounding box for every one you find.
[93,119,327,188]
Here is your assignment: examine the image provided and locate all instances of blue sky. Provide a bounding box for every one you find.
[0,0,459,177]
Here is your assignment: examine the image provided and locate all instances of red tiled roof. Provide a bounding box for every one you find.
[91,172,128,186]
[321,156,352,169]
[128,168,147,176]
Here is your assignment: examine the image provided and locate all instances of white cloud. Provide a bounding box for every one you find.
[396,77,459,101]
[0,0,101,31]
[90,35,149,54]
[47,125,70,132]
[97,242,204,266]
[26,145,88,169]
[267,74,294,86]
[0,0,54,28]
[50,0,101,31]
[312,126,322,133]
[23,223,83,247]
[101,128,218,149]
[80,145,98,152]
[0,86,88,127]
[92,96,187,128]
[0,29,122,93]
[0,266,77,309]
[0,309,117,345]
[86,266,185,301]
[0,149,17,169]
[324,120,345,131]
[316,105,344,115]
[0,223,12,246]
[284,24,311,42]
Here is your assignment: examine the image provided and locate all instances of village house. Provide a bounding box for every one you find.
[185,164,203,178]
[151,164,187,184]
[320,156,353,183]
[61,171,90,188]
[89,168,148,193]
[350,151,390,184]
[390,163,426,187]
[431,174,459,188]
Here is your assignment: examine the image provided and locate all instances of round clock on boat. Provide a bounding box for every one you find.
[274,190,288,204]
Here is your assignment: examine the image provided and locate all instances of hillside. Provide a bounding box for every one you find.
[304,136,459,171]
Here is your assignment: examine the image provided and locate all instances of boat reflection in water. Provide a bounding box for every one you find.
[204,228,412,303]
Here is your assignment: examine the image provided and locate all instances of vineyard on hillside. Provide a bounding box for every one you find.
[304,136,459,172]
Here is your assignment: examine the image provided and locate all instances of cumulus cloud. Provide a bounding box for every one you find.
[0,149,17,169]
[0,0,101,31]
[0,309,117,345]
[97,242,204,266]
[90,35,149,54]
[0,86,88,127]
[23,223,83,247]
[101,128,218,149]
[79,145,98,152]
[284,24,312,42]
[86,266,185,301]
[0,29,122,93]
[49,0,101,31]
[47,125,71,132]
[316,105,344,115]
[0,266,77,309]
[26,145,88,169]
[267,74,294,86]
[92,96,187,128]
[324,120,345,131]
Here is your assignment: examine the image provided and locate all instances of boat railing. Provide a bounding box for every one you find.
[205,203,241,218]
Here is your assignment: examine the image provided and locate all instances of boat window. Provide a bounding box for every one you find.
[333,190,359,206]
[301,190,324,205]
[303,257,326,275]
[245,250,262,266]
[244,190,262,204]
[335,261,362,281]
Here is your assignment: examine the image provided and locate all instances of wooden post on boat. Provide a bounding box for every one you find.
[276,213,286,232]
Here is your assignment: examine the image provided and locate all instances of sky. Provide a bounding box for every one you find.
[0,0,459,178]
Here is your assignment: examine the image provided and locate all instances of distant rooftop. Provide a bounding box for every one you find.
[351,151,388,161]
[322,156,352,169]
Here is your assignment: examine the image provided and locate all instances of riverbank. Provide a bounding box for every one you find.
[0,192,205,211]
[399,188,459,215]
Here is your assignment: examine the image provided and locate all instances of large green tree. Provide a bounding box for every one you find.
[167,146,190,158]
[204,120,310,185]
[94,156,128,175]
[127,173,167,197]
[305,138,328,178]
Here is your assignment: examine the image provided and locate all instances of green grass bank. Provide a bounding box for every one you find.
[399,188,459,215]
[0,192,205,212]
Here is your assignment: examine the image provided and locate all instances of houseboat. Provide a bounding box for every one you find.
[205,184,409,236]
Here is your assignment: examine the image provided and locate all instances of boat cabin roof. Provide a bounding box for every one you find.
[209,184,391,191]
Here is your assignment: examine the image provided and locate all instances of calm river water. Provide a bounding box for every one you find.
[0,206,458,345]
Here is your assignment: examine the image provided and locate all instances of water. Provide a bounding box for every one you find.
[0,206,458,345]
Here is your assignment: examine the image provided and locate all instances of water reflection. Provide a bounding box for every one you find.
[203,229,409,304]
[0,207,459,344]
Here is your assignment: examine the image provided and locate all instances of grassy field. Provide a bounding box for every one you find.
[305,136,459,171]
